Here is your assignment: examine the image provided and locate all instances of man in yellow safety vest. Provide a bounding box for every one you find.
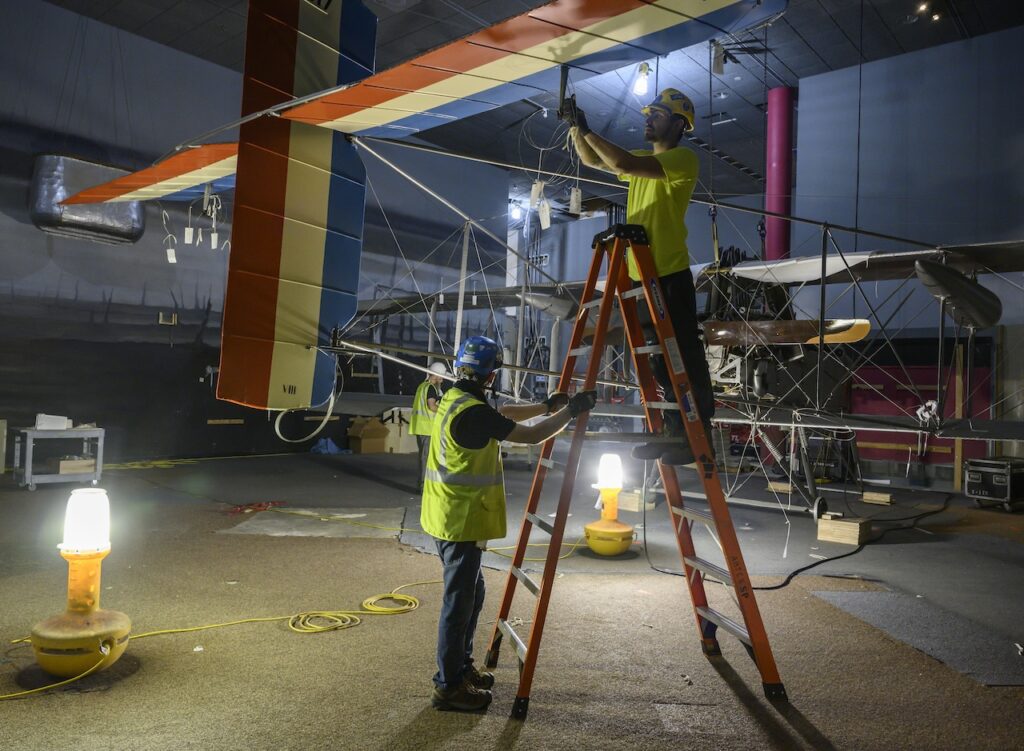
[411,361,448,491]
[422,335,596,712]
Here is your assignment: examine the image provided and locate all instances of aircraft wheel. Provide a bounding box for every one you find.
[812,496,828,520]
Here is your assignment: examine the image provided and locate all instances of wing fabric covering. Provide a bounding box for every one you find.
[282,0,788,137]
[217,0,377,411]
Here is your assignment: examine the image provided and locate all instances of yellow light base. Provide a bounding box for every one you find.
[584,518,635,556]
[31,608,131,678]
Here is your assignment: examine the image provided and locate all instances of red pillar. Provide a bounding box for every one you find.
[765,86,795,261]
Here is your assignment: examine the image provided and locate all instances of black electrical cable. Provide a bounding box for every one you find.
[753,493,954,591]
[641,486,955,591]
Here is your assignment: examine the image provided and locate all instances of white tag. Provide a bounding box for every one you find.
[166,246,177,264]
[538,198,551,230]
[184,227,194,244]
[210,231,218,248]
[530,180,545,208]
[438,293,445,305]
[569,187,582,215]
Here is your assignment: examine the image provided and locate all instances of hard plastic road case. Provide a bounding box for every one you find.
[964,458,1024,512]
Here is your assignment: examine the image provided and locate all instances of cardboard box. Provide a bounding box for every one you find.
[817,516,870,545]
[347,417,389,454]
[46,457,96,474]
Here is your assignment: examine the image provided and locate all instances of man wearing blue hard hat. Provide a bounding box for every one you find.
[422,335,597,712]
[565,87,714,466]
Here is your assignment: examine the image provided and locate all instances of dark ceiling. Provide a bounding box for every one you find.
[41,0,1024,206]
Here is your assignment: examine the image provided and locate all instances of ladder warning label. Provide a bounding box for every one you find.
[664,337,685,376]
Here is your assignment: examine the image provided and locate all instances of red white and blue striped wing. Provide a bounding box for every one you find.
[281,0,786,136]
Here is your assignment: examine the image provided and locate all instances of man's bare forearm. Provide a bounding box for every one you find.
[571,127,615,173]
[498,402,548,421]
[581,131,635,174]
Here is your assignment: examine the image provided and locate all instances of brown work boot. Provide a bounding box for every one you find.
[464,664,495,690]
[431,682,492,712]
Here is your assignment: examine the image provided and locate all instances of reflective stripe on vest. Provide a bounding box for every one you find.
[409,380,435,436]
[420,387,506,542]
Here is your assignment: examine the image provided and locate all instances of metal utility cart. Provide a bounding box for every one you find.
[11,427,105,491]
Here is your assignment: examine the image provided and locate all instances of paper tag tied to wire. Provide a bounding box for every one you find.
[538,198,551,230]
[530,180,545,208]
[162,210,177,264]
[569,186,582,215]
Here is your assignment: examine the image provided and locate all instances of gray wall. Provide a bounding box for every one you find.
[792,23,1024,328]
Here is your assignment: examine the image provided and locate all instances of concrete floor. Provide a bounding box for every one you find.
[1,449,1023,750]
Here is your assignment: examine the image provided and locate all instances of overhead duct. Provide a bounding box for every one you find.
[30,155,145,244]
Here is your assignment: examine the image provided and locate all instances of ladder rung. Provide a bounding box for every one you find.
[525,512,555,536]
[670,504,715,527]
[695,606,752,646]
[684,556,733,586]
[645,401,679,411]
[497,618,528,663]
[621,287,645,300]
[569,345,592,357]
[539,457,563,470]
[582,298,603,310]
[511,565,541,597]
[635,345,662,355]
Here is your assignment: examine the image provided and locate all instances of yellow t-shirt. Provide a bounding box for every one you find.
[618,146,699,281]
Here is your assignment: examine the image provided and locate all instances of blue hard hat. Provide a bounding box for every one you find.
[455,336,503,377]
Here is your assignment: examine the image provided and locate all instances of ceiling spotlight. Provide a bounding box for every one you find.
[510,202,523,221]
[714,91,729,100]
[632,62,650,96]
[931,11,941,21]
[917,2,929,12]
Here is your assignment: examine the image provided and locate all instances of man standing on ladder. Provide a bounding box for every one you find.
[566,88,714,465]
[411,361,448,492]
[422,335,596,712]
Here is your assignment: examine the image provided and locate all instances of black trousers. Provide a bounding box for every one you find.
[416,435,430,489]
[636,268,715,427]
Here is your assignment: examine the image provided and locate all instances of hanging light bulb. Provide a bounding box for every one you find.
[510,202,523,221]
[632,62,650,96]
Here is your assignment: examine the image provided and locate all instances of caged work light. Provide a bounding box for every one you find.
[584,453,635,556]
[30,488,131,678]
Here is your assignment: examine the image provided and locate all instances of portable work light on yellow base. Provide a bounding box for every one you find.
[584,454,634,557]
[31,488,131,678]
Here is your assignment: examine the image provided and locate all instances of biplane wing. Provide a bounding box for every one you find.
[727,240,1024,285]
[61,0,787,411]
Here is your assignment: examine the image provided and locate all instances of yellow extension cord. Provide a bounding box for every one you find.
[1,507,584,701]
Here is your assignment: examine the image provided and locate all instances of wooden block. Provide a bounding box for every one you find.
[616,489,655,513]
[817,517,870,545]
[862,491,892,505]
[767,481,792,493]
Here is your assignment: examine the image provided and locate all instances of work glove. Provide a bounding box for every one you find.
[544,391,569,414]
[561,97,590,136]
[567,390,598,417]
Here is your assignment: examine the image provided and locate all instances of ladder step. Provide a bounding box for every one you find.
[621,287,645,300]
[581,298,603,310]
[511,565,541,597]
[645,401,680,411]
[569,345,592,357]
[670,504,715,527]
[525,512,555,536]
[497,618,528,664]
[684,555,733,586]
[539,457,564,470]
[695,606,752,646]
[635,345,662,355]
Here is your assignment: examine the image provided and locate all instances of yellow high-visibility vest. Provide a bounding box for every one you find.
[410,380,437,436]
[420,387,506,541]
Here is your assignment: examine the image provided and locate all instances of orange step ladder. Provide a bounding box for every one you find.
[484,224,787,719]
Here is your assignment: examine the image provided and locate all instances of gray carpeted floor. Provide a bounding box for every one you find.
[2,453,1024,750]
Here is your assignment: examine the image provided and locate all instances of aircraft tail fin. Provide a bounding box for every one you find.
[217,0,377,411]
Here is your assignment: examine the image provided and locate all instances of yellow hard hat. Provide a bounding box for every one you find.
[641,88,695,132]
